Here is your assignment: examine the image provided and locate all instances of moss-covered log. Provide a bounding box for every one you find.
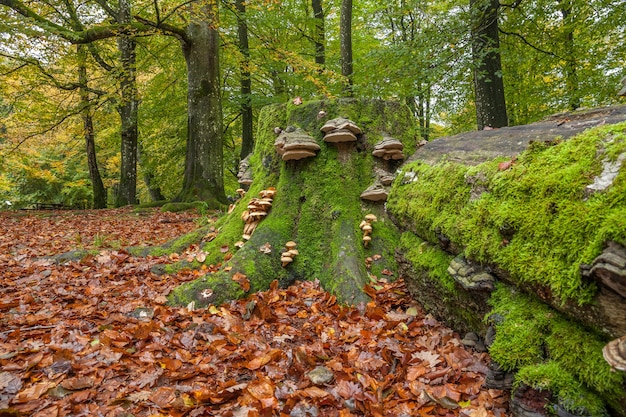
[169,98,418,307]
[387,113,626,415]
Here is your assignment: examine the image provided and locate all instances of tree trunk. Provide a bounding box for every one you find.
[138,141,166,201]
[168,99,417,308]
[236,0,253,160]
[340,0,353,96]
[115,0,139,206]
[560,0,580,110]
[176,2,227,207]
[470,0,508,130]
[312,0,325,67]
[77,45,106,209]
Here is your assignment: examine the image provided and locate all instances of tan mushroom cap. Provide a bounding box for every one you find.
[324,129,357,143]
[364,214,378,222]
[234,241,245,248]
[286,249,299,257]
[283,140,321,152]
[321,117,362,134]
[285,241,297,249]
[283,149,317,161]
[362,224,373,233]
[374,137,403,151]
[360,182,389,202]
[603,335,626,371]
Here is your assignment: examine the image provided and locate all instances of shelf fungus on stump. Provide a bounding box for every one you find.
[274,127,320,161]
[281,241,299,267]
[321,117,362,143]
[372,135,404,160]
[360,181,389,202]
[603,335,626,371]
[240,187,275,241]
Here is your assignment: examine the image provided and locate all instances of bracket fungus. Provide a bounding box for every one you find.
[603,335,626,371]
[360,181,389,202]
[281,241,299,267]
[240,187,275,240]
[321,117,362,143]
[372,135,404,160]
[274,127,321,161]
[237,154,253,186]
[360,214,377,247]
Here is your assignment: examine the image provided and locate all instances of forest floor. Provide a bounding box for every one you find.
[0,208,509,417]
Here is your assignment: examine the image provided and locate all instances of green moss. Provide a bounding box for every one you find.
[170,99,416,307]
[160,201,206,213]
[488,284,625,413]
[516,362,607,416]
[399,232,456,294]
[388,122,626,304]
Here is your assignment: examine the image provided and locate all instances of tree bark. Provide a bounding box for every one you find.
[340,0,353,96]
[560,0,579,110]
[312,0,325,67]
[115,0,139,206]
[236,0,253,160]
[470,0,508,130]
[77,45,106,209]
[176,2,227,207]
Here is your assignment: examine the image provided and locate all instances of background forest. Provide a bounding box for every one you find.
[0,0,624,209]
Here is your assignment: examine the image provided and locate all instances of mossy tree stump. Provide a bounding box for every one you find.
[169,99,418,307]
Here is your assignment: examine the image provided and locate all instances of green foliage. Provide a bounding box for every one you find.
[488,284,624,414]
[388,122,626,303]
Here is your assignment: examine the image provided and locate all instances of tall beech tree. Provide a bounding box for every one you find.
[340,0,353,95]
[470,0,508,129]
[0,0,227,206]
[77,45,107,208]
[235,0,253,159]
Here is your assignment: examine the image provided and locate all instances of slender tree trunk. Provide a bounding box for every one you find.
[312,0,325,67]
[77,45,106,209]
[470,0,508,130]
[115,0,139,206]
[177,2,227,206]
[137,141,166,201]
[236,0,253,159]
[560,0,579,110]
[340,0,353,96]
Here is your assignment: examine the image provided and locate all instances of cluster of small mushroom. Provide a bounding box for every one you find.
[372,134,404,160]
[240,187,276,240]
[228,188,247,214]
[237,154,253,187]
[321,117,362,143]
[281,241,299,267]
[359,214,377,247]
[274,127,321,161]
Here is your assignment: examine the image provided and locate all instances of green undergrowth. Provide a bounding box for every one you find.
[488,285,624,415]
[169,99,416,307]
[388,122,626,304]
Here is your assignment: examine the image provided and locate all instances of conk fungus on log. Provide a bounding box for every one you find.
[274,127,321,161]
[603,335,626,372]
